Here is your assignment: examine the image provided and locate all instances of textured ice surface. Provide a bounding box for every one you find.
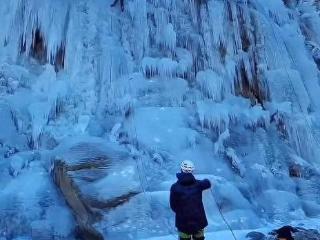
[1,0,320,239]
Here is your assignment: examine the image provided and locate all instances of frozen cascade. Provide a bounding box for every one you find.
[1,0,320,239]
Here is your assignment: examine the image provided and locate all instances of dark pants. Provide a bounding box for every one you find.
[179,229,205,240]
[110,0,124,11]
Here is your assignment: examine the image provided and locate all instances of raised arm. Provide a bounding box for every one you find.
[198,179,211,191]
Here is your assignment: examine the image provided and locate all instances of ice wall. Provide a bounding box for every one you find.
[1,0,320,239]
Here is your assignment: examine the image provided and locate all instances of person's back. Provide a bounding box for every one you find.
[170,160,211,240]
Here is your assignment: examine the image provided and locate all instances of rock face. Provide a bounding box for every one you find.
[246,231,266,240]
[31,220,54,240]
[52,160,104,240]
[52,154,140,240]
[294,228,320,240]
[246,226,320,240]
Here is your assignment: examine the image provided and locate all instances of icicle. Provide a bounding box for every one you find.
[162,23,176,51]
[225,147,245,177]
[196,70,224,101]
[158,58,178,78]
[196,100,230,132]
[207,0,226,46]
[265,69,311,114]
[256,0,291,26]
[197,98,269,133]
[0,0,70,69]
[128,0,148,61]
[214,129,230,154]
[176,48,193,76]
[287,117,320,163]
[141,57,178,78]
[243,105,270,130]
[28,102,51,149]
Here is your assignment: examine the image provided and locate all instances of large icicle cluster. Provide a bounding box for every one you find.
[0,0,69,70]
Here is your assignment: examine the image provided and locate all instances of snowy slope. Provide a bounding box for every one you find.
[1,0,320,239]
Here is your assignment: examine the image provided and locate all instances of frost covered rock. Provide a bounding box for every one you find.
[302,200,320,218]
[245,227,320,240]
[9,155,26,177]
[45,206,74,238]
[225,147,245,177]
[38,132,58,150]
[258,190,304,220]
[223,209,261,229]
[4,146,19,159]
[246,231,266,240]
[30,220,52,240]
[214,129,230,154]
[125,107,198,153]
[75,115,91,134]
[294,228,320,240]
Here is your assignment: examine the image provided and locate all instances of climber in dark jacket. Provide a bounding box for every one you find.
[110,0,124,11]
[170,160,211,240]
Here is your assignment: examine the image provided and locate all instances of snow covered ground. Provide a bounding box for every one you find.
[1,0,320,239]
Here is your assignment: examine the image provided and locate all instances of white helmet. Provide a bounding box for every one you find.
[180,160,195,173]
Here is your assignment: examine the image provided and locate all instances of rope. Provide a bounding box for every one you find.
[139,157,178,238]
[209,188,238,240]
[134,155,178,239]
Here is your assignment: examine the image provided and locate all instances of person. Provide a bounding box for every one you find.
[275,226,297,240]
[170,160,211,240]
[110,0,124,12]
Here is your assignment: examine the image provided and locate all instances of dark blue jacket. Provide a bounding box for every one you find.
[170,172,211,234]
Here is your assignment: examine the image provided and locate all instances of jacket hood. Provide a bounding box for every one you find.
[176,172,196,186]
